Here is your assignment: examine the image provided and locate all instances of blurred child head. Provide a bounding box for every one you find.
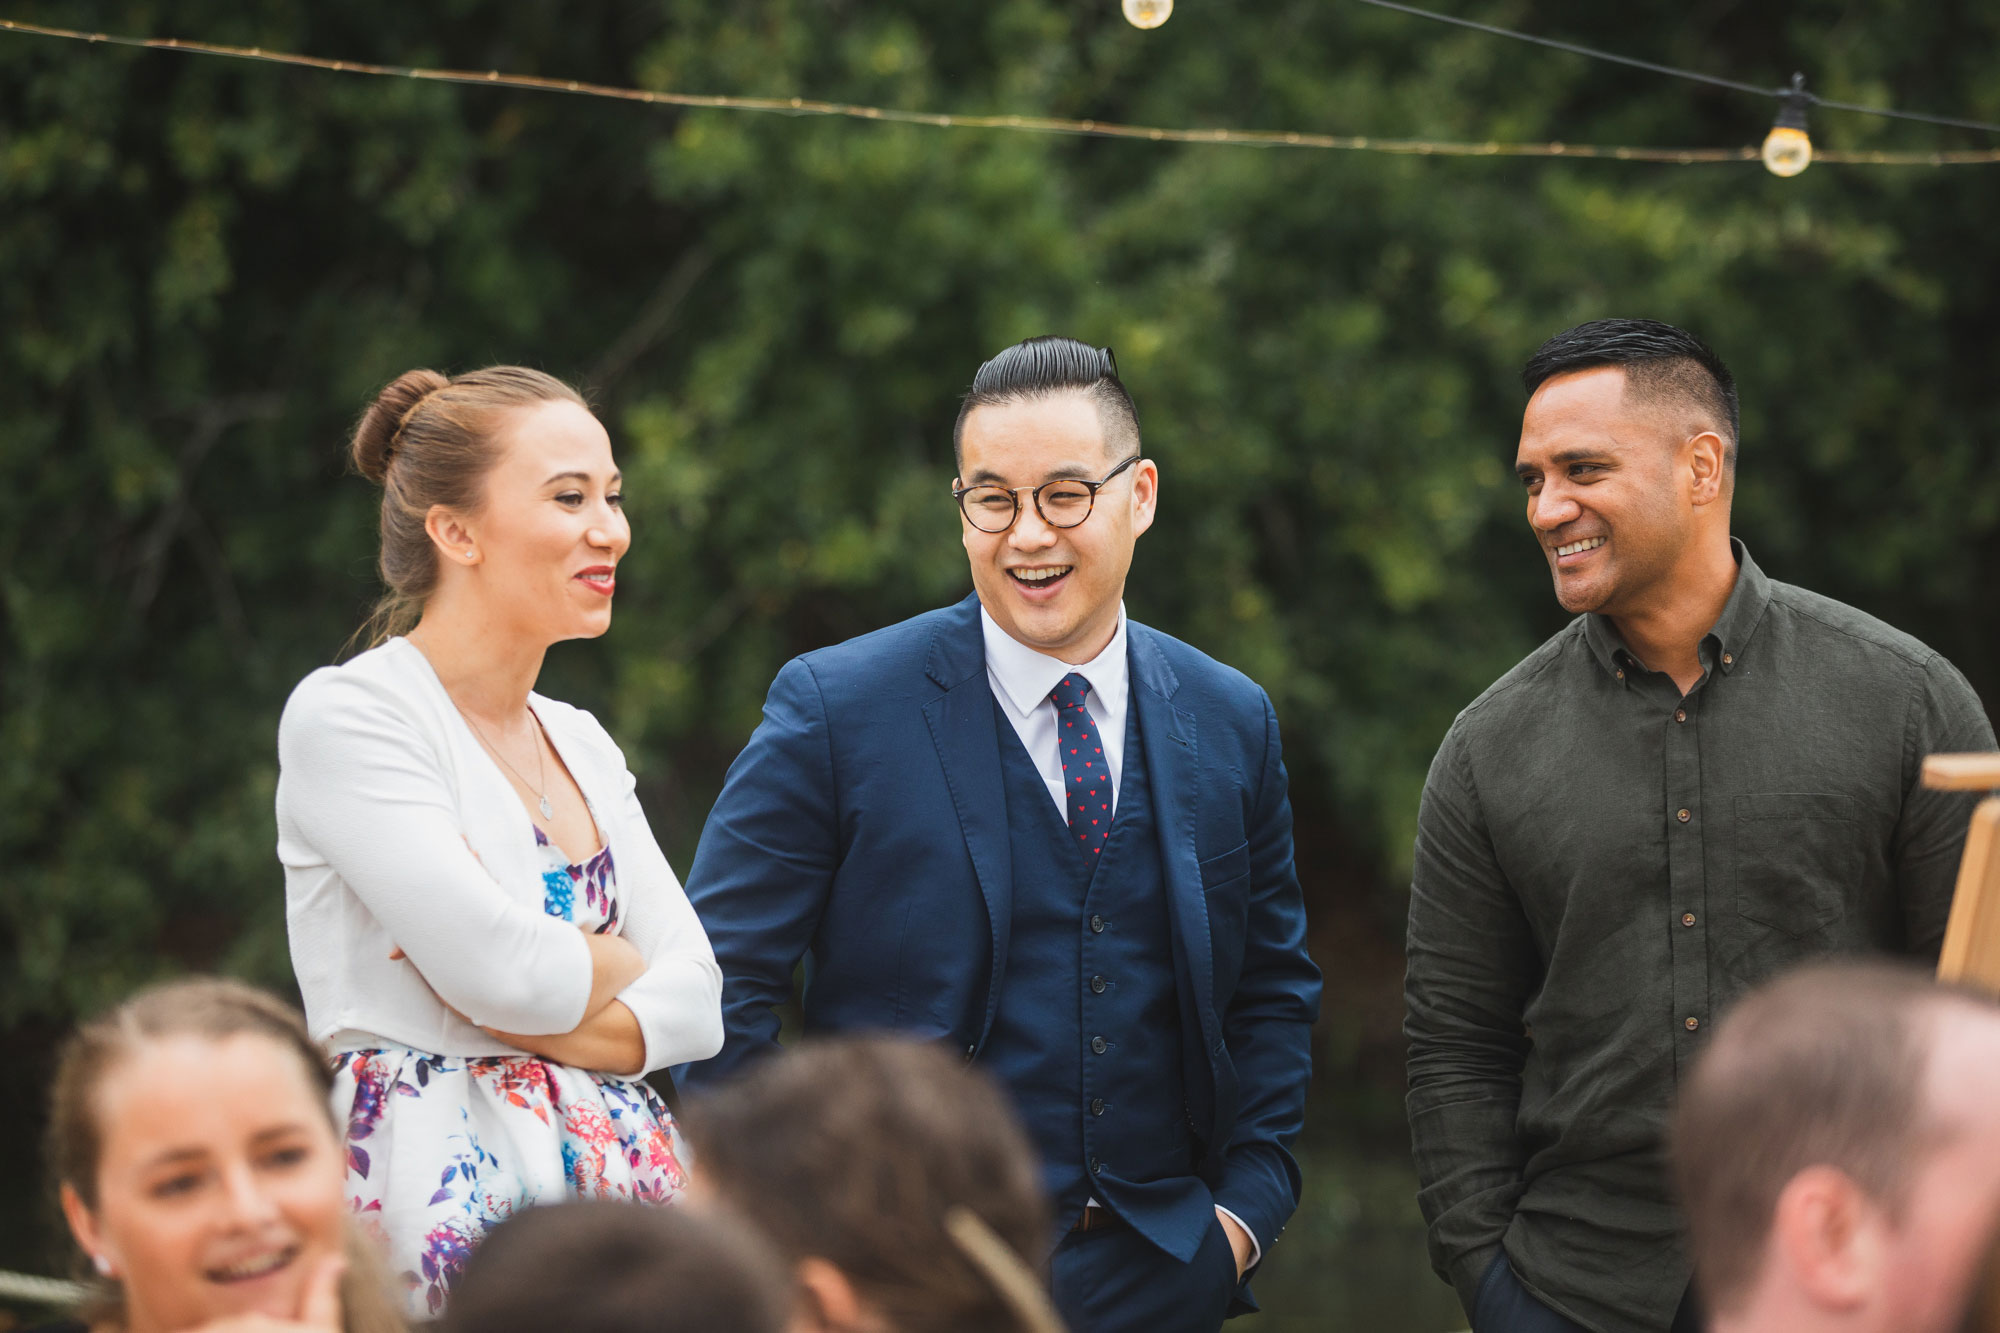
[684,1036,1059,1333]
[439,1200,791,1333]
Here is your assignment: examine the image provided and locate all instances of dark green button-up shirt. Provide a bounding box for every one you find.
[1405,542,1994,1332]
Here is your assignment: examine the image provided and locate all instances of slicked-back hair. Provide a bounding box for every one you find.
[952,335,1141,471]
[1522,318,1741,468]
[1672,962,1995,1314]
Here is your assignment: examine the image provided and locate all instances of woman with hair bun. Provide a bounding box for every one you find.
[276,367,721,1315]
[39,977,406,1333]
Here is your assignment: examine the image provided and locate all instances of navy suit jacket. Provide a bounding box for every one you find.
[679,594,1322,1252]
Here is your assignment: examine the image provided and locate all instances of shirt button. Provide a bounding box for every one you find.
[1089,914,1107,934]
[1090,976,1108,994]
[1090,1157,1102,1176]
[1091,1098,1106,1116]
[1722,652,1734,666]
[1677,808,1692,823]
[1091,1036,1108,1055]
[1615,669,1625,680]
[1674,708,1687,723]
[964,1044,976,1061]
[1681,912,1697,927]
[1685,1016,1700,1031]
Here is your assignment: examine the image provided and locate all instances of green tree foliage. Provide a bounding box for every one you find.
[4,0,1999,1179]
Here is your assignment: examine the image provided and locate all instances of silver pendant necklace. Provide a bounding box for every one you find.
[462,707,554,819]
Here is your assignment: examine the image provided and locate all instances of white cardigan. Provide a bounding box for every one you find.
[275,637,723,1075]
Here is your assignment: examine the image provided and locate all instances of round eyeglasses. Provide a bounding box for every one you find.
[953,454,1143,534]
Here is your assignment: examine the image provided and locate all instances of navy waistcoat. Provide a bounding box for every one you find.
[981,689,1194,1252]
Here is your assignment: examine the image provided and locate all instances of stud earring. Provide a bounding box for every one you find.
[465,549,475,559]
[93,1253,114,1277]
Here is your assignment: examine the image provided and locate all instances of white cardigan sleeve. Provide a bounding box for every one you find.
[594,729,725,1074]
[279,669,594,1035]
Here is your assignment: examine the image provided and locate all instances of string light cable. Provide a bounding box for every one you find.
[1348,0,2000,176]
[1,14,1997,167]
[1350,0,2000,137]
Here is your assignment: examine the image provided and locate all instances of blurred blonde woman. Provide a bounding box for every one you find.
[41,977,405,1333]
[276,368,721,1315]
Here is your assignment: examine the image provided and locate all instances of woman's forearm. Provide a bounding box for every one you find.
[582,932,646,1021]
[485,998,647,1076]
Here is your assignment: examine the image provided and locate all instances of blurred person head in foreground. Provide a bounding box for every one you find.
[438,1200,790,1333]
[1674,961,2000,1333]
[46,977,404,1333]
[1960,1220,2000,1333]
[683,1037,1062,1333]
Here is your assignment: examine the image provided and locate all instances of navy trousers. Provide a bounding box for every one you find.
[1475,1253,1703,1333]
[1051,1214,1240,1333]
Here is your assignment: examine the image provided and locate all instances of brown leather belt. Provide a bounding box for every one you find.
[1069,1205,1125,1234]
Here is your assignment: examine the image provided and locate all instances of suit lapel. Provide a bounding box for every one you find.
[1129,628,1223,1071]
[921,596,1016,1047]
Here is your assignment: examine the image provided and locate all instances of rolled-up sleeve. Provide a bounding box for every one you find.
[279,671,593,1034]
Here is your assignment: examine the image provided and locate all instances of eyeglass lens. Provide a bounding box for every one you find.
[961,479,1097,533]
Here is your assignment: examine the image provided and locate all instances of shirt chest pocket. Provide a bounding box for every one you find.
[1735,792,1864,938]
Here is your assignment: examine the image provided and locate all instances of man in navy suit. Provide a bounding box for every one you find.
[679,336,1322,1331]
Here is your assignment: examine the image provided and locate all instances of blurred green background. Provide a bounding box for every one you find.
[5,2,2000,1328]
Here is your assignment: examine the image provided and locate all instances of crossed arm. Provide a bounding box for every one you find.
[398,927,650,1074]
[280,672,721,1079]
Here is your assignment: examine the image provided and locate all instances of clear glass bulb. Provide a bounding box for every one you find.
[1762,125,1812,177]
[1122,0,1174,29]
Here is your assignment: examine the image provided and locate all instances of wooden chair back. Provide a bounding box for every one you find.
[1923,753,2000,994]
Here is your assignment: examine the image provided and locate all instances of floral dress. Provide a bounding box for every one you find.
[330,830,689,1316]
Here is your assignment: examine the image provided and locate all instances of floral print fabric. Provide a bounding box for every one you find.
[331,831,686,1316]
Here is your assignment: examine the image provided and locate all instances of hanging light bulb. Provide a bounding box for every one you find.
[1122,0,1174,30]
[1762,72,1814,178]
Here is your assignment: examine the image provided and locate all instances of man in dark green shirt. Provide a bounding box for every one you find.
[1405,319,1995,1333]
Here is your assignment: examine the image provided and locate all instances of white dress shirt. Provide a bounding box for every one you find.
[978,604,1260,1268]
[981,604,1129,815]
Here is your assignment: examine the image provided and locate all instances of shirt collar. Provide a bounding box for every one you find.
[1583,537,1771,682]
[980,602,1129,718]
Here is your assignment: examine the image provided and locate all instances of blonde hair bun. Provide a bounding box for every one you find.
[351,368,451,485]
